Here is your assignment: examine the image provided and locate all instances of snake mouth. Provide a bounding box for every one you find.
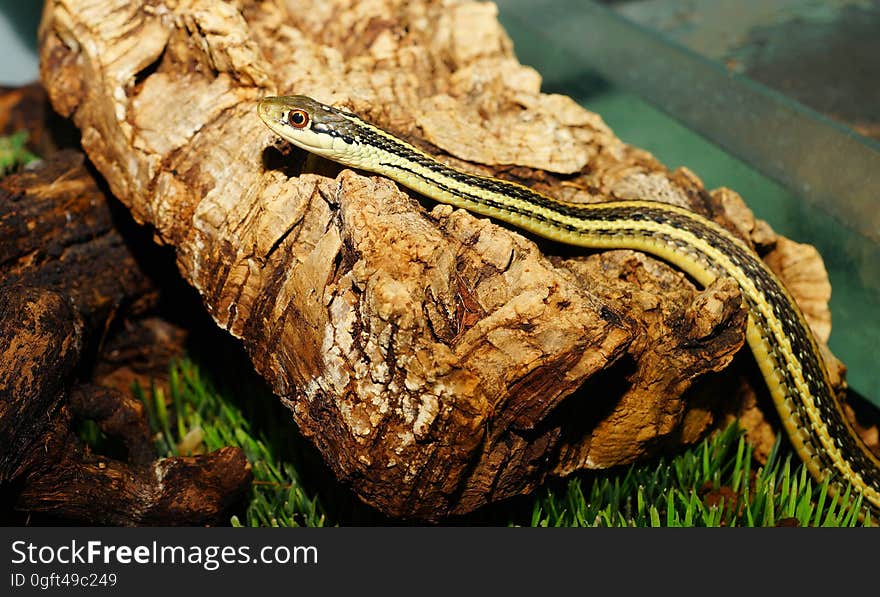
[257,96,288,127]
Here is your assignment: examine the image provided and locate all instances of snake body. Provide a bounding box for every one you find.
[258,94,880,519]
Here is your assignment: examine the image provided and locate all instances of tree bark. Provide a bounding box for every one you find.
[37,0,844,519]
[0,107,252,524]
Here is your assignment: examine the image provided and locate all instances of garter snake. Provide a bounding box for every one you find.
[257,94,880,520]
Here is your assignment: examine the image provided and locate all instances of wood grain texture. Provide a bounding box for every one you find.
[0,112,252,524]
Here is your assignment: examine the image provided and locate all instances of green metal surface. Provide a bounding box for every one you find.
[605,0,880,140]
[498,1,880,406]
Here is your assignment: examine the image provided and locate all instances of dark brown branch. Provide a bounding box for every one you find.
[1,93,252,524]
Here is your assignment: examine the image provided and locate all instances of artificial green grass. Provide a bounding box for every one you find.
[135,358,869,527]
[531,424,867,527]
[135,359,329,527]
[0,131,38,175]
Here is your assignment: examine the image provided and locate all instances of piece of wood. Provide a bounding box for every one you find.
[0,132,252,524]
[0,284,80,485]
[37,0,846,519]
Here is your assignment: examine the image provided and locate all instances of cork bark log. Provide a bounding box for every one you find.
[37,0,845,519]
[0,89,253,524]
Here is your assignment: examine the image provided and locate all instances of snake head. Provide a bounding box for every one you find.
[258,95,363,161]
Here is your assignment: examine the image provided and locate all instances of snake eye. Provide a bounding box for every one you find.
[287,109,309,129]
